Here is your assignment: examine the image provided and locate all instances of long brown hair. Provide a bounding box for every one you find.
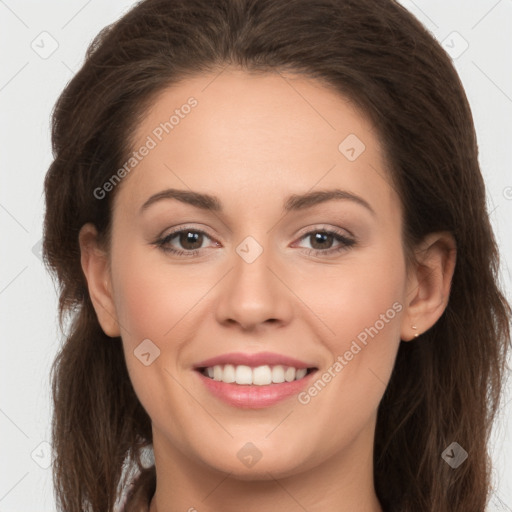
[42,0,511,510]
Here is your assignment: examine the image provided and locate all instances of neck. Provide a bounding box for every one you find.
[148,415,383,512]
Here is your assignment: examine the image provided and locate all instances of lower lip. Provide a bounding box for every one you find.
[195,369,318,409]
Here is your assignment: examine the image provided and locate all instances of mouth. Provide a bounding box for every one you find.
[192,351,319,408]
[194,364,319,409]
[193,351,317,377]
[196,364,318,385]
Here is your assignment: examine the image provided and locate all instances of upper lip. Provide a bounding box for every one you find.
[194,351,317,370]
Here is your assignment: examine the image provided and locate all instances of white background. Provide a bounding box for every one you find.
[0,1,511,510]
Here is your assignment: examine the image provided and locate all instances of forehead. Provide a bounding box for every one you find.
[113,68,398,222]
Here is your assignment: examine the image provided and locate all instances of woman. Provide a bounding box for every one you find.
[42,0,511,511]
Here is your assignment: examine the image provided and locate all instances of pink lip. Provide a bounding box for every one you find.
[194,351,316,370]
[195,369,318,409]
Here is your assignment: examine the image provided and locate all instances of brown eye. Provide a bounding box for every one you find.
[155,228,216,256]
[295,229,356,256]
[309,232,336,250]
[177,231,204,250]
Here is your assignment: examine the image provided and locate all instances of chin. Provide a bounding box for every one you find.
[199,450,309,481]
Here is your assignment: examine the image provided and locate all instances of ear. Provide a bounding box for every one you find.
[400,231,456,341]
[78,223,121,338]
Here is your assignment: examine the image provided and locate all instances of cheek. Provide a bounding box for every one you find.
[111,246,211,345]
[110,248,199,428]
[298,244,405,348]
[110,246,216,408]
[296,244,405,410]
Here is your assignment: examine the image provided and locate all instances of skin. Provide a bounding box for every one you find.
[79,68,456,512]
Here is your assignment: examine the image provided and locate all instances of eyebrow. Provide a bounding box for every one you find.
[139,187,376,216]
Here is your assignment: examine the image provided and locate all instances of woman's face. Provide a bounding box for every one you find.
[102,68,413,479]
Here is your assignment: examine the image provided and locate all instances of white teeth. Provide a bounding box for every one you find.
[203,364,311,385]
[213,365,223,381]
[271,365,285,383]
[223,364,236,383]
[235,365,252,385]
[296,368,307,379]
[253,365,272,385]
[284,366,296,382]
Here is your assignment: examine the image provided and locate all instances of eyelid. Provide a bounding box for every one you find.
[158,224,217,240]
[294,223,355,240]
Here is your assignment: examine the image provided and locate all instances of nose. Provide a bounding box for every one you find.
[214,240,294,331]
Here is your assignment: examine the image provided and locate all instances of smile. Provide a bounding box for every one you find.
[199,364,315,385]
[195,366,319,409]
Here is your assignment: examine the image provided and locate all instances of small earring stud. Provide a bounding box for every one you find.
[412,325,419,338]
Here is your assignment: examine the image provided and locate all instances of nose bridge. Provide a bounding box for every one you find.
[215,233,293,329]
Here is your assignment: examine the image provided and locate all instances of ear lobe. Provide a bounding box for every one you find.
[78,223,121,338]
[400,231,457,341]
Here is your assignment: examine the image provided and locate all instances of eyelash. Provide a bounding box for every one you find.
[153,226,356,258]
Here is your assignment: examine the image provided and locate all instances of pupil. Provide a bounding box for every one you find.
[311,232,332,250]
[180,231,202,250]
